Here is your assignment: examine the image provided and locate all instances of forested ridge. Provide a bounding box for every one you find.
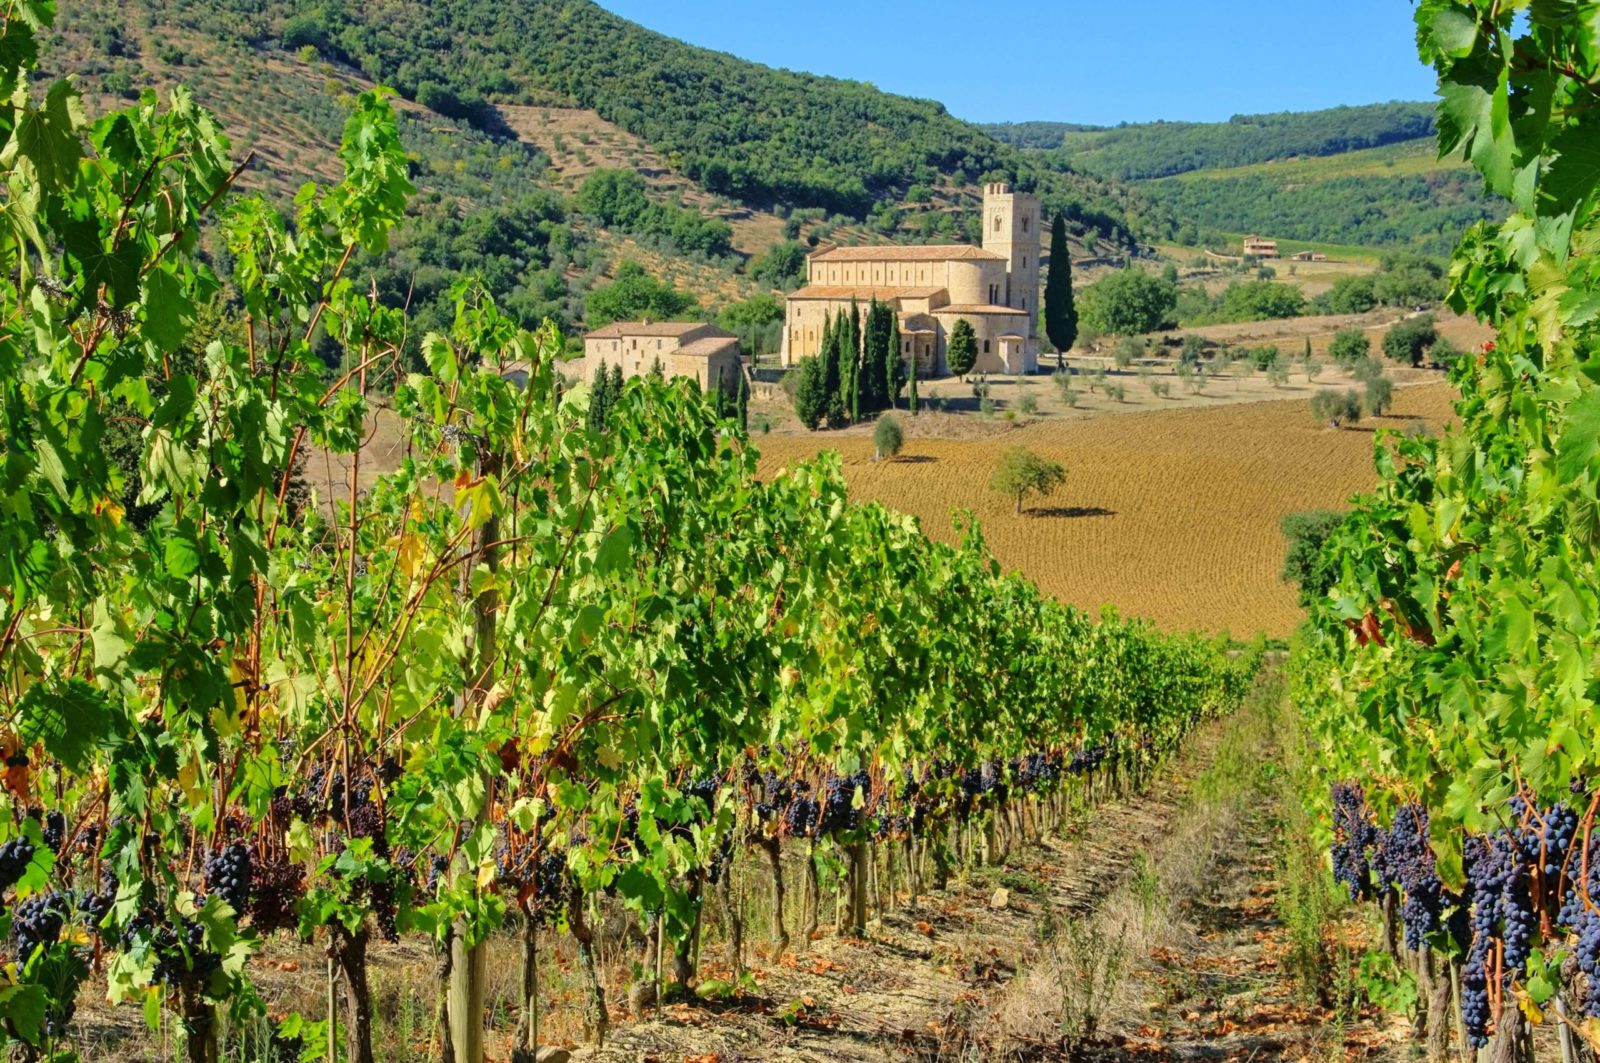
[986,102,1439,179]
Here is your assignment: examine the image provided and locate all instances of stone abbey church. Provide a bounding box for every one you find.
[781,184,1042,376]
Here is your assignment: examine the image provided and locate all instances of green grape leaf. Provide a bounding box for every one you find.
[164,531,201,580]
[1556,387,1600,484]
[15,678,123,772]
[1429,6,1479,57]
[1541,114,1600,216]
[141,268,194,350]
[0,984,47,1046]
[2,78,85,190]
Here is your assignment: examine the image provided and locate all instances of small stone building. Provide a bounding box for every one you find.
[780,183,1041,376]
[1242,235,1280,258]
[583,321,743,395]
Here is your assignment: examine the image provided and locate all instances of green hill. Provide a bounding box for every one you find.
[987,103,1503,256]
[53,0,1157,361]
[99,0,1142,244]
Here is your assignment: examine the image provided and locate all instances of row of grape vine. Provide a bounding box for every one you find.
[1291,4,1600,1061]
[0,11,1260,1063]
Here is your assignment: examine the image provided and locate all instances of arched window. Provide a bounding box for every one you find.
[1022,215,1030,233]
[993,215,1003,233]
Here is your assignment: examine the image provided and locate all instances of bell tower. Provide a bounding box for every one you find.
[981,183,1041,339]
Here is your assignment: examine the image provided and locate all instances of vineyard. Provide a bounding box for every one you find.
[0,11,1262,1063]
[1288,3,1600,1061]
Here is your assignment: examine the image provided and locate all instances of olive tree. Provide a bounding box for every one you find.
[991,447,1067,515]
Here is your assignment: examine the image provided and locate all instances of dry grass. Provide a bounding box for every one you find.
[755,382,1459,638]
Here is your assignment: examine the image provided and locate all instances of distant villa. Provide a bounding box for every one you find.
[781,184,1041,376]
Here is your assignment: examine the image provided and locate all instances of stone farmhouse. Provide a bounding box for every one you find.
[584,321,743,394]
[780,184,1041,376]
[1242,235,1280,258]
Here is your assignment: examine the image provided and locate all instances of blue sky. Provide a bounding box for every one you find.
[594,1,1437,126]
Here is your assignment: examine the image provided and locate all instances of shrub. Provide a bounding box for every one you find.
[1328,329,1372,368]
[1052,370,1076,401]
[1113,336,1144,370]
[1179,334,1207,366]
[1311,388,1363,428]
[1018,391,1039,416]
[1364,374,1394,415]
[873,414,904,460]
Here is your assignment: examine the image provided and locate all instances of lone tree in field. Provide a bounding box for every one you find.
[1045,215,1079,354]
[1311,388,1363,429]
[991,447,1067,515]
[873,414,904,461]
[947,319,978,380]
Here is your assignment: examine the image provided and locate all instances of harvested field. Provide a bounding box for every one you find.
[755,382,1459,638]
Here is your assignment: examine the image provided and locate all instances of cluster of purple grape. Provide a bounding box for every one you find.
[1013,752,1060,793]
[1068,742,1108,775]
[249,855,305,935]
[753,772,793,824]
[1511,797,1578,901]
[784,790,819,839]
[11,890,69,964]
[818,772,870,837]
[0,837,36,893]
[28,808,66,854]
[1375,804,1445,949]
[79,869,117,940]
[203,842,254,914]
[530,851,567,925]
[1330,783,1379,901]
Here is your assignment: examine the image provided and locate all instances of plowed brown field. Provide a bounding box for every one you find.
[755,383,1458,638]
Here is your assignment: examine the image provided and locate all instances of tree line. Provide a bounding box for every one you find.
[793,300,914,429]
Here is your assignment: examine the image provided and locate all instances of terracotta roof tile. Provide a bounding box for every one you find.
[811,244,1005,263]
[585,321,724,340]
[676,337,742,358]
[788,285,947,301]
[936,304,1028,316]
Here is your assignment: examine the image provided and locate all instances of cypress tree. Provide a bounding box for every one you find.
[610,363,625,410]
[737,369,749,430]
[857,300,880,414]
[908,344,919,415]
[1044,215,1079,356]
[841,306,858,422]
[846,298,863,418]
[587,365,611,431]
[883,310,901,409]
[820,310,840,411]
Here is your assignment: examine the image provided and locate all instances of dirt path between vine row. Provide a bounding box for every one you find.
[566,713,1405,1063]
